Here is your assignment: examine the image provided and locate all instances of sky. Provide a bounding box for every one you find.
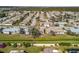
[0,0,79,6]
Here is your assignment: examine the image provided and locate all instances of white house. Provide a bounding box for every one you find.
[69,27,79,34]
[54,22,67,27]
[24,28,29,35]
[2,27,20,34]
[20,26,29,35]
[73,21,79,27]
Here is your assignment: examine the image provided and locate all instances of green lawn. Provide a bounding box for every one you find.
[0,34,79,44]
[0,34,79,41]
[26,46,43,53]
[0,46,43,53]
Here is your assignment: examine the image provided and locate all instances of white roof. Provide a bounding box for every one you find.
[3,27,19,32]
[10,50,19,53]
[52,49,59,53]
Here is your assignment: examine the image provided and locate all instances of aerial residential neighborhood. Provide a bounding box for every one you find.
[0,7,79,53]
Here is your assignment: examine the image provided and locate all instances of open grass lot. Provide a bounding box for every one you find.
[0,46,43,53]
[0,34,79,41]
[0,34,78,40]
[0,34,79,44]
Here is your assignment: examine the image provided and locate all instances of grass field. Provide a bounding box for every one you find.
[0,34,79,40]
[0,34,79,44]
[0,46,43,53]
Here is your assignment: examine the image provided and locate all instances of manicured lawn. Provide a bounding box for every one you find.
[0,34,79,44]
[0,34,79,41]
[0,40,79,44]
[0,46,43,53]
[0,34,33,40]
[26,46,43,53]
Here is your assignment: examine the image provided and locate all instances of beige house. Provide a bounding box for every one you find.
[39,26,66,35]
[50,27,66,35]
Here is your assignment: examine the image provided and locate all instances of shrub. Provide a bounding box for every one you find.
[12,43,17,47]
[0,13,6,18]
[59,42,71,46]
[7,42,11,46]
[23,42,31,47]
[31,28,41,38]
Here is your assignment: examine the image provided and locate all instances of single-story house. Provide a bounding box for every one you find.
[20,27,29,35]
[43,48,53,53]
[73,21,79,27]
[2,27,20,34]
[23,28,29,35]
[39,27,45,34]
[40,21,50,28]
[54,22,67,27]
[39,27,66,35]
[43,47,60,53]
[50,27,66,35]
[69,27,79,34]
